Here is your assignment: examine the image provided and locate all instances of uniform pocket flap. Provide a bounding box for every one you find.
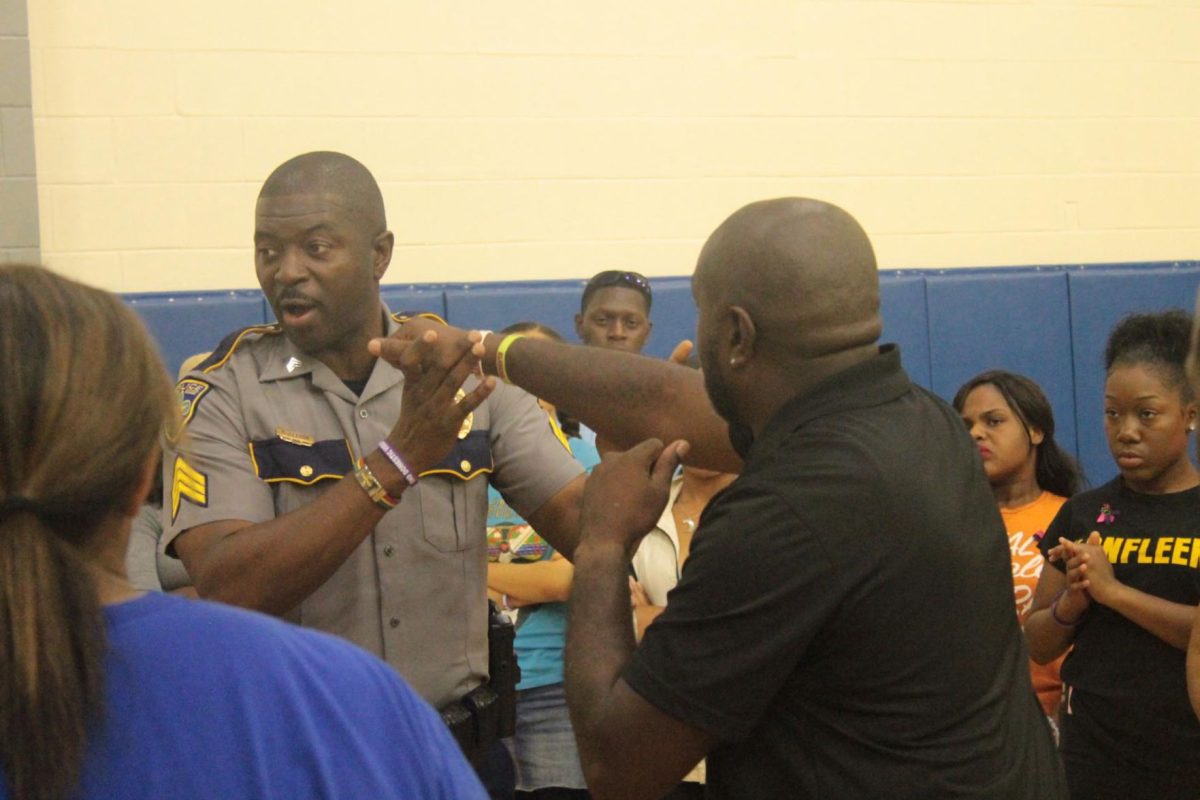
[419,430,493,480]
[248,438,353,485]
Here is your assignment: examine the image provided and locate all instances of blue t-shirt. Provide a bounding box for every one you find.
[1,592,486,800]
[488,431,601,691]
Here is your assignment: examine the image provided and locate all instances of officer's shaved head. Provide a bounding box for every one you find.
[259,151,387,237]
[694,197,881,361]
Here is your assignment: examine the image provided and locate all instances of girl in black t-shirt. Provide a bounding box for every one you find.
[1026,310,1200,800]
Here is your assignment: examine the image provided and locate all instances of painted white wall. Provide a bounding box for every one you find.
[27,0,1200,292]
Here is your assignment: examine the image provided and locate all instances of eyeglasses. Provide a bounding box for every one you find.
[582,270,652,311]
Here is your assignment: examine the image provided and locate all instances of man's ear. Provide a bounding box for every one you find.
[727,306,756,368]
[574,312,586,341]
[373,231,395,280]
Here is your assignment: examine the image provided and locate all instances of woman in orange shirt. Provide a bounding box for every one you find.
[954,370,1083,725]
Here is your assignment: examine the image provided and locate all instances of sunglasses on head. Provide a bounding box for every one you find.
[581,270,653,312]
[587,270,651,293]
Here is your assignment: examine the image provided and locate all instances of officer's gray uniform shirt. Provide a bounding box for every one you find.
[162,310,583,709]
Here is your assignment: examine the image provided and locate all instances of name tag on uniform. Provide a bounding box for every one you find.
[275,427,315,447]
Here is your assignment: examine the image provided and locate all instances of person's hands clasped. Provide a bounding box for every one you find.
[373,327,496,474]
[580,438,689,560]
[1062,531,1119,607]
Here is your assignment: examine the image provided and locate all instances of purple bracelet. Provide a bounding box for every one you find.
[378,440,418,486]
[1049,589,1083,628]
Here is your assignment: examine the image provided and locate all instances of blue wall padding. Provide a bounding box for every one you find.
[124,261,1200,490]
[637,277,695,360]
[443,282,584,346]
[924,269,1077,460]
[126,290,268,379]
[381,285,448,320]
[879,273,931,389]
[1067,263,1200,487]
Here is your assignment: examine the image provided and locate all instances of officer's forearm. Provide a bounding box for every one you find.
[485,335,742,474]
[178,451,403,615]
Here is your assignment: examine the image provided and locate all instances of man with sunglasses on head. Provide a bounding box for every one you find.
[576,270,653,354]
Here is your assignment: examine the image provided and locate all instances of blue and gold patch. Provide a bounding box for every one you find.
[170,456,208,521]
[419,430,493,480]
[176,378,211,430]
[248,437,352,486]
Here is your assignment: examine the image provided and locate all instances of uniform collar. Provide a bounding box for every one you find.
[746,344,911,463]
[257,302,405,404]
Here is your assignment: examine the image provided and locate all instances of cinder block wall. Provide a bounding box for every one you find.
[27,2,1200,292]
[0,0,38,264]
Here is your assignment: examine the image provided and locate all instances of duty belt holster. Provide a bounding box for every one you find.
[440,601,521,763]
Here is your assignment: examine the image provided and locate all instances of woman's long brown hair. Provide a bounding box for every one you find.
[0,265,174,800]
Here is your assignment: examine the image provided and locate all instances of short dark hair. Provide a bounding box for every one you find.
[952,370,1084,498]
[580,271,652,314]
[1105,310,1193,400]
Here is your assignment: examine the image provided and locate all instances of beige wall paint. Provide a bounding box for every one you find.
[27,1,1200,292]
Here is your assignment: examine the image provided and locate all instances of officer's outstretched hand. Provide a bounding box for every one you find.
[580,438,689,560]
[375,327,495,474]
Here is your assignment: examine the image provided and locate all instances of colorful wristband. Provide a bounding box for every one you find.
[378,440,418,486]
[354,457,400,510]
[495,333,526,384]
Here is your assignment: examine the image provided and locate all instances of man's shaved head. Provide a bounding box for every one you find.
[259,151,387,237]
[695,198,881,361]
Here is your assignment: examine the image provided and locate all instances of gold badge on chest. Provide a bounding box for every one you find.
[455,389,473,439]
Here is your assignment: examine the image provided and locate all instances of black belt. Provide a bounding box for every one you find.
[440,602,521,764]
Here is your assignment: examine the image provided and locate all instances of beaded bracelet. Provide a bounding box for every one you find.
[354,457,400,510]
[378,440,418,486]
[495,333,526,384]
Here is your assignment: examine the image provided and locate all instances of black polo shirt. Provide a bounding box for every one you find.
[623,346,1067,799]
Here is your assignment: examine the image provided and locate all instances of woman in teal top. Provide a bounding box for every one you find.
[486,323,601,800]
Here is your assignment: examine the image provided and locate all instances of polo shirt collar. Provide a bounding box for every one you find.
[746,344,910,463]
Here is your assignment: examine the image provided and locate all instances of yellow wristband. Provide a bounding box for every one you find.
[495,333,526,384]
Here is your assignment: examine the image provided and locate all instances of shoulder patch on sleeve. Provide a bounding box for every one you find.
[176,378,211,430]
[195,324,282,374]
[546,410,572,454]
[170,456,208,521]
[391,310,447,326]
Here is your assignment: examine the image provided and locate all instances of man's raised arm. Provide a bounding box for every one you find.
[374,320,743,473]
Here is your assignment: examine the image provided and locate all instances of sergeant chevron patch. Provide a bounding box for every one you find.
[171,456,208,521]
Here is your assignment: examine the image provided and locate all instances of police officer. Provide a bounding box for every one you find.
[162,152,586,778]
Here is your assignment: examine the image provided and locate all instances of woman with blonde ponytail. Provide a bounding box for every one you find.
[0,265,486,800]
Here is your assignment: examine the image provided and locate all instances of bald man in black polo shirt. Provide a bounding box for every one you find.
[380,198,1068,800]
